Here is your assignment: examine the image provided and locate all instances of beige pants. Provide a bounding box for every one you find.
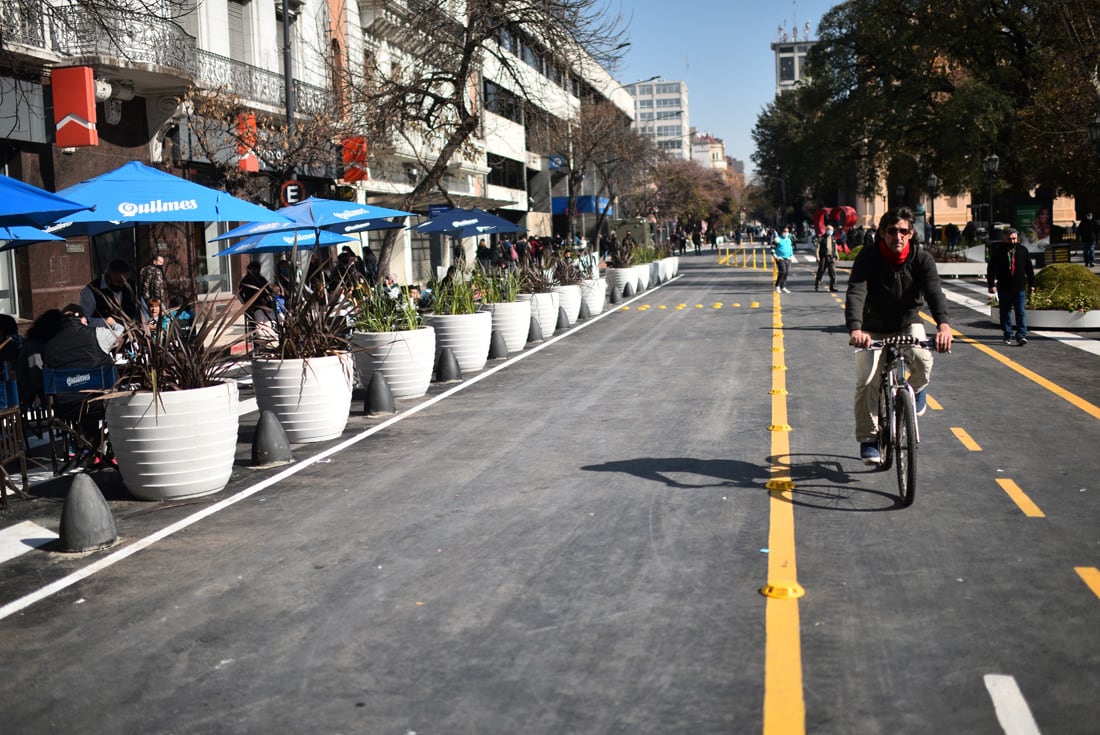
[853,323,934,442]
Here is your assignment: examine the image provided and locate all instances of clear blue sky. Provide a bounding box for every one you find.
[613,0,838,179]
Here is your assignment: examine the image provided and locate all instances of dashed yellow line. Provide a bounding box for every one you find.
[926,395,943,411]
[1075,567,1100,600]
[951,427,982,451]
[996,478,1045,517]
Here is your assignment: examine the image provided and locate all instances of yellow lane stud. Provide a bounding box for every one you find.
[750,302,760,309]
[658,304,667,310]
[713,303,723,309]
[695,304,704,309]
[732,303,741,307]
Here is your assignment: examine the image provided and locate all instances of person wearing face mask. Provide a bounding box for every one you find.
[845,208,953,465]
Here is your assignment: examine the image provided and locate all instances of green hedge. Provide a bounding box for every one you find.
[1030,263,1100,312]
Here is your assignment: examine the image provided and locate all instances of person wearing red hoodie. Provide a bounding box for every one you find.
[845,208,954,465]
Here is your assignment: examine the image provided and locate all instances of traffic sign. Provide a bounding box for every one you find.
[280,180,304,207]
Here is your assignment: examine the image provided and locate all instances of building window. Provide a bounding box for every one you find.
[487,153,525,190]
[655,98,680,108]
[484,80,523,124]
[655,83,679,94]
[227,0,253,64]
[637,98,653,108]
[780,56,795,82]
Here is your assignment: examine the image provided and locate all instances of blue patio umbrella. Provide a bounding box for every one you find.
[0,173,91,228]
[215,228,355,256]
[212,196,412,242]
[413,207,524,238]
[53,161,292,235]
[0,225,66,251]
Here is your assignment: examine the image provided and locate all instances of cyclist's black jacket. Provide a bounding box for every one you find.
[845,242,951,334]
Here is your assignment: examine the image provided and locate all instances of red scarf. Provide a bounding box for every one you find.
[877,239,910,270]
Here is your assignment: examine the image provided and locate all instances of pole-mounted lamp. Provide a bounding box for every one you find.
[983,153,999,242]
[1089,113,1100,157]
[926,172,939,245]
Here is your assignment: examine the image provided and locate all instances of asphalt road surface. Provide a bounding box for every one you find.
[2,253,1098,734]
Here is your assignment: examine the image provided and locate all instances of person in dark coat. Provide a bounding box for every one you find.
[986,228,1036,346]
[80,259,146,328]
[845,207,953,464]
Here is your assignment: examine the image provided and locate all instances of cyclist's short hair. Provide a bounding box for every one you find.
[877,208,914,232]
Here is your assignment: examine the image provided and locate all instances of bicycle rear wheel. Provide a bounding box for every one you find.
[876,385,893,470]
[895,390,918,506]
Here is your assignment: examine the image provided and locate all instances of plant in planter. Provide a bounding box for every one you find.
[1028,263,1100,312]
[425,267,492,373]
[605,236,640,297]
[104,293,253,501]
[250,256,356,443]
[347,281,435,400]
[518,257,560,338]
[473,268,530,353]
[550,252,585,325]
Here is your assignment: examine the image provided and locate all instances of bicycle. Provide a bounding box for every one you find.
[860,336,933,507]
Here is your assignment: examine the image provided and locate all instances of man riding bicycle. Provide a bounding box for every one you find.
[845,208,953,464]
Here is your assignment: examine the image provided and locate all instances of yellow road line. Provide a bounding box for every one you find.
[927,395,943,411]
[920,314,1100,421]
[995,478,1045,518]
[951,427,982,451]
[1075,567,1100,600]
[762,292,805,734]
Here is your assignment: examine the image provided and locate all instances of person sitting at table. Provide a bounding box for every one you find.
[80,259,146,329]
[39,304,121,452]
[237,261,277,324]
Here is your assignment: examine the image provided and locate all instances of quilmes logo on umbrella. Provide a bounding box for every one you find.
[451,218,496,233]
[117,198,200,217]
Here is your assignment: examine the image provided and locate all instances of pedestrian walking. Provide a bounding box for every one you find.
[771,226,794,293]
[987,228,1036,346]
[815,225,839,292]
[1078,212,1097,268]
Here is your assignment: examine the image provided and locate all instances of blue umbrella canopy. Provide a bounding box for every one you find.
[214,228,354,256]
[413,207,524,238]
[0,225,66,251]
[0,173,91,228]
[53,161,292,235]
[213,196,412,241]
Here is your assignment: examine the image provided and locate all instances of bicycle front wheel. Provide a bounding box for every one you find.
[895,389,918,506]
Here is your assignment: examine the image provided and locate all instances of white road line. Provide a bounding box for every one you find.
[984,674,1042,735]
[0,278,676,621]
[0,521,58,564]
[941,282,1100,357]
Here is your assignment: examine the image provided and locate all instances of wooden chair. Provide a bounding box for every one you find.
[0,363,28,504]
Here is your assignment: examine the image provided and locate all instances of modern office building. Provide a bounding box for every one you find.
[625,79,691,161]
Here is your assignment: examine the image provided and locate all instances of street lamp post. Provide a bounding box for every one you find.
[926,172,939,246]
[1089,113,1100,158]
[983,153,999,242]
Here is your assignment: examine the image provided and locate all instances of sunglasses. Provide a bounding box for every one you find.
[885,226,911,236]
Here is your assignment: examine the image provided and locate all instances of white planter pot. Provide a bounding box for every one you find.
[553,284,582,325]
[632,263,651,290]
[252,353,354,443]
[478,300,531,353]
[605,267,636,297]
[518,291,560,338]
[427,311,493,373]
[350,327,435,399]
[580,278,607,315]
[666,256,680,277]
[648,260,662,285]
[989,306,1100,330]
[106,381,239,501]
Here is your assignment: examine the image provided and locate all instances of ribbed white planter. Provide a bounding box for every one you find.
[350,326,435,399]
[580,278,607,315]
[633,263,651,290]
[478,300,531,353]
[106,381,239,501]
[252,353,354,443]
[554,284,582,325]
[665,256,680,277]
[605,267,636,297]
[427,311,492,373]
[518,291,559,338]
[989,306,1100,329]
[648,260,662,285]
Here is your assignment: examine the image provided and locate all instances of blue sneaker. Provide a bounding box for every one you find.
[914,389,927,417]
[860,442,882,465]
